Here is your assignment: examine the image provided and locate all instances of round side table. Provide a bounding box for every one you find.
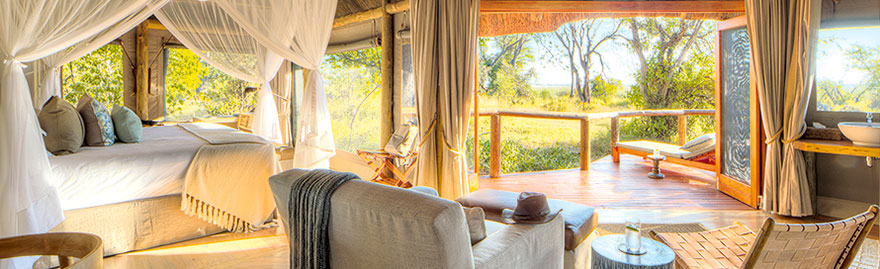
[591,234,674,269]
[647,154,666,179]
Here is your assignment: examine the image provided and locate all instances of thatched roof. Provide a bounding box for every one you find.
[479,12,744,37]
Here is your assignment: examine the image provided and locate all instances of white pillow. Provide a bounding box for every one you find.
[680,133,716,150]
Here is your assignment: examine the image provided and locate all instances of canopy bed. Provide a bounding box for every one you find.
[34,123,280,267]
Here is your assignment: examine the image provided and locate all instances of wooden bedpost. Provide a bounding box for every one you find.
[136,22,149,120]
[380,11,394,147]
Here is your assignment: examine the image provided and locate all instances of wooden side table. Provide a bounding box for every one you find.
[647,154,666,179]
[591,234,674,269]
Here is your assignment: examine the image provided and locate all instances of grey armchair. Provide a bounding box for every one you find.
[270,172,564,269]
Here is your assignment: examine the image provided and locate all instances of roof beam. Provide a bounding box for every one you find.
[333,0,410,28]
[479,0,745,14]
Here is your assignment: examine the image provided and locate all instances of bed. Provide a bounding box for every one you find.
[37,124,280,266]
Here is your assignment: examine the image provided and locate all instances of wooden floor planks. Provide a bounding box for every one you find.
[102,155,878,268]
[478,155,753,210]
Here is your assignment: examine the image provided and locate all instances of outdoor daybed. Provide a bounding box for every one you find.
[612,133,716,171]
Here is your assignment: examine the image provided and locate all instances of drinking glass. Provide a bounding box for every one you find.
[625,217,641,253]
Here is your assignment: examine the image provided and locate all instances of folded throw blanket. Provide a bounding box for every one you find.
[273,169,358,269]
[179,123,281,233]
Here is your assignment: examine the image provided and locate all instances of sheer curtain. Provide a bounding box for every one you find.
[411,0,480,199]
[155,0,284,143]
[33,0,168,110]
[0,1,159,268]
[215,0,338,169]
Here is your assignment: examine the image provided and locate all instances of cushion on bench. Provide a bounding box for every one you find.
[457,189,597,251]
[617,140,714,160]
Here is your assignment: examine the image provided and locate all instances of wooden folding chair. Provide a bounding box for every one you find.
[356,149,417,188]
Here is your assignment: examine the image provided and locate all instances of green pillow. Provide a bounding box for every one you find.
[76,94,116,146]
[38,96,85,155]
[112,106,143,143]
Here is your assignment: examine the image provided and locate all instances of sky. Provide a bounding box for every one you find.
[815,26,880,85]
[493,22,880,88]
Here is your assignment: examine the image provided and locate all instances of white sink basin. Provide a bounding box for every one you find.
[838,122,880,148]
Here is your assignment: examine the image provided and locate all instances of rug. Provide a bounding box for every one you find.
[596,223,708,235]
[596,223,879,269]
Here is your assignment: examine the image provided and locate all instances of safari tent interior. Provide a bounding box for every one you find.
[1,0,878,268]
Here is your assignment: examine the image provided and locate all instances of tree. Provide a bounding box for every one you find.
[623,17,715,109]
[537,19,620,103]
[62,44,125,106]
[590,75,622,104]
[164,48,259,120]
[817,44,880,112]
[479,34,537,100]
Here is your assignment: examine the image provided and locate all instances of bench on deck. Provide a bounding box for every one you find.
[612,133,716,171]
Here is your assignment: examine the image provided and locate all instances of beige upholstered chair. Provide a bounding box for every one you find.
[652,205,879,269]
[270,176,565,269]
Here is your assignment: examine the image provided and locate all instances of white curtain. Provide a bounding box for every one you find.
[0,1,160,268]
[411,0,480,199]
[33,0,168,110]
[155,0,285,143]
[215,0,338,169]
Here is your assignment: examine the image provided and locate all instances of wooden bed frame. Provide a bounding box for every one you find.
[612,145,716,171]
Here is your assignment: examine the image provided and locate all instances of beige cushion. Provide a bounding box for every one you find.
[77,94,116,146]
[617,140,714,159]
[38,96,84,155]
[680,133,716,150]
[463,207,487,245]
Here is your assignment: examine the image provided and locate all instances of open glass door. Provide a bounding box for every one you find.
[715,16,762,208]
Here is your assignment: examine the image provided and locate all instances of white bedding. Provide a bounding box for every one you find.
[49,126,204,210]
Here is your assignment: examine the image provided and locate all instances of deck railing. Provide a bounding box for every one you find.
[476,109,715,177]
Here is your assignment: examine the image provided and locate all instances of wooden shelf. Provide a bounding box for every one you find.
[792,139,880,158]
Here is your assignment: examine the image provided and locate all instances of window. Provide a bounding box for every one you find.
[816,27,880,112]
[62,44,124,106]
[164,47,259,121]
[321,47,382,152]
[401,44,417,125]
[815,0,880,113]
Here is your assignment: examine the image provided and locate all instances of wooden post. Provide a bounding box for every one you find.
[473,58,480,175]
[678,114,688,145]
[490,114,501,178]
[580,118,590,171]
[136,22,149,119]
[611,116,620,163]
[380,13,394,146]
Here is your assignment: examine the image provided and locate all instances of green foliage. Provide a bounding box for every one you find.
[622,18,716,142]
[480,35,537,102]
[62,44,124,106]
[590,76,622,104]
[817,44,880,112]
[321,47,382,152]
[164,48,258,120]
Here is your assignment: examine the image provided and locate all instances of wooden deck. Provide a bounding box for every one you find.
[478,155,753,210]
